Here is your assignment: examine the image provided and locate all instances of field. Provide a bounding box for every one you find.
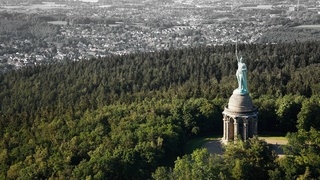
[295,25,320,30]
[48,21,68,25]
[0,2,70,11]
[240,5,273,10]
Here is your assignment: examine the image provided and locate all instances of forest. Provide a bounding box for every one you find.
[0,41,320,179]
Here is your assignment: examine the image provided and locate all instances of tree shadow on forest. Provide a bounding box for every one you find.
[269,144,285,156]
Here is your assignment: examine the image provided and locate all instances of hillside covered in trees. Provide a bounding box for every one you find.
[0,41,320,179]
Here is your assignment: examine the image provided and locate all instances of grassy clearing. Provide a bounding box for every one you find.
[258,135,287,140]
[259,136,288,145]
[184,134,288,154]
[184,135,221,154]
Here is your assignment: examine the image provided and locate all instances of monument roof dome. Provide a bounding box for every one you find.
[225,93,256,113]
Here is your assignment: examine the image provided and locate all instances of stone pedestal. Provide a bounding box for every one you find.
[222,93,258,144]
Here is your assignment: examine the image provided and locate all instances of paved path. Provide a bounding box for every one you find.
[203,140,223,155]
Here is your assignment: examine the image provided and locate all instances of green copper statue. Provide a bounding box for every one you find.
[233,56,249,95]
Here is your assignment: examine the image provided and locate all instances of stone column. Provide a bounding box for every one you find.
[234,118,238,141]
[229,117,234,141]
[248,117,253,138]
[243,118,248,141]
[253,117,258,135]
[229,117,234,140]
[223,119,225,140]
[224,116,229,141]
[226,118,229,141]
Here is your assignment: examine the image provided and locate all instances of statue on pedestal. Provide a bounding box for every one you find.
[222,43,258,144]
[233,56,248,95]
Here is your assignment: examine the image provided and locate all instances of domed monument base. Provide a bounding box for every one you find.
[222,93,258,144]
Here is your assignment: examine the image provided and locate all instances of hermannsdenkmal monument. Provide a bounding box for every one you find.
[222,51,258,144]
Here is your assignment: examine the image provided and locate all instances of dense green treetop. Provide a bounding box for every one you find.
[0,41,320,179]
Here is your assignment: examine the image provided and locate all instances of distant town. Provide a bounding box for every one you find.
[0,0,319,72]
